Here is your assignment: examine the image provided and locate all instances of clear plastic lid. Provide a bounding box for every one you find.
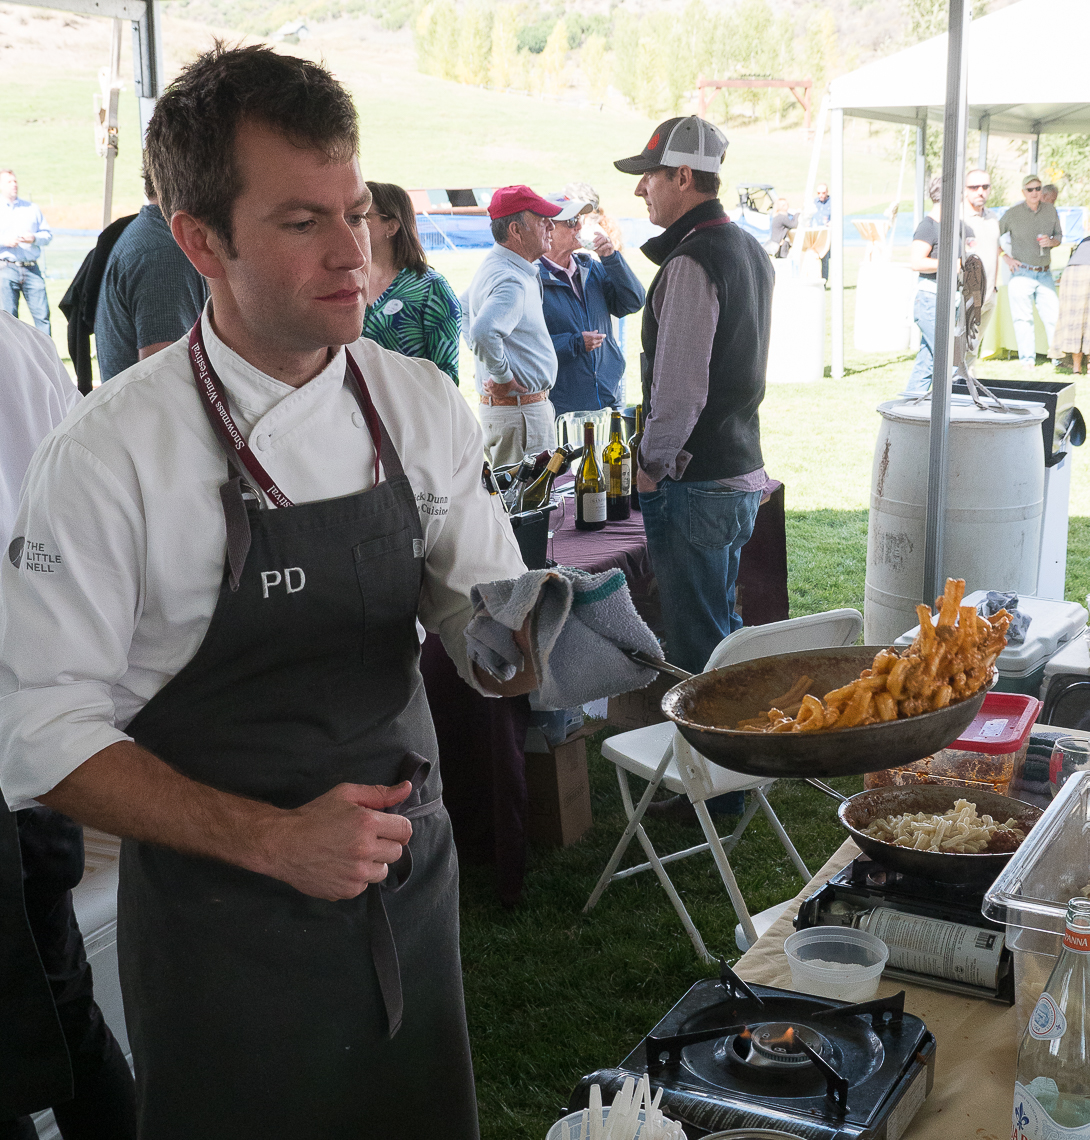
[983,771,1090,935]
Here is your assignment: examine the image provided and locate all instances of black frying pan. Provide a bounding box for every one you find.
[629,646,989,780]
[805,781,1042,885]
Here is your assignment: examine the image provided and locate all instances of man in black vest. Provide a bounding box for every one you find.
[616,115,773,685]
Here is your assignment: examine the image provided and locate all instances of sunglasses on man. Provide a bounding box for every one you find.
[966,182,990,190]
[1025,185,1043,193]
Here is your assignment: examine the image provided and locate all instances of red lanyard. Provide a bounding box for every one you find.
[188,319,382,506]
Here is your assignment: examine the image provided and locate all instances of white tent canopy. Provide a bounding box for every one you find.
[825,0,1090,379]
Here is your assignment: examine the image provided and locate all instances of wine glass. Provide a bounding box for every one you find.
[1049,736,1090,797]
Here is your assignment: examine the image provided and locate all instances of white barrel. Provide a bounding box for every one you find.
[854,261,917,352]
[766,268,825,384]
[864,396,1047,645]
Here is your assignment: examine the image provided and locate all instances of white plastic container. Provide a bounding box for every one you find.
[546,1108,646,1140]
[894,590,1087,695]
[766,270,825,384]
[864,396,1048,646]
[783,927,889,1002]
[983,770,1090,1038]
[854,261,916,352]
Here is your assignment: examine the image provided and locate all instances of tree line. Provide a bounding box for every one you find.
[414,0,843,124]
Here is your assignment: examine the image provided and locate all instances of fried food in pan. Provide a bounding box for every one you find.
[737,578,1009,734]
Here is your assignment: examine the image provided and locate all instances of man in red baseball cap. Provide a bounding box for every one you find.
[462,185,562,467]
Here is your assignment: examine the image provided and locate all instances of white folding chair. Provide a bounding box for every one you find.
[584,609,863,961]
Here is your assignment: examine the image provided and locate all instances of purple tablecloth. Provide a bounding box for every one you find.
[422,481,789,903]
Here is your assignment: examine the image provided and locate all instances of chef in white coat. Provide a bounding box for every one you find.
[0,45,531,1140]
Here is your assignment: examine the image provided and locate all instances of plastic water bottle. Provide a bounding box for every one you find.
[1011,896,1090,1137]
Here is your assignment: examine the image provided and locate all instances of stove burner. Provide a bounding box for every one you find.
[748,1022,826,1067]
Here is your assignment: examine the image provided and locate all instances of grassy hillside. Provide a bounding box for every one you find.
[0,4,905,231]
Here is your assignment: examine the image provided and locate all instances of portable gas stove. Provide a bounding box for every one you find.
[569,962,934,1139]
[795,855,1014,1004]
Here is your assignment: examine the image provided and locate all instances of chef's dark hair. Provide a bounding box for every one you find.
[145,42,358,254]
[365,182,428,275]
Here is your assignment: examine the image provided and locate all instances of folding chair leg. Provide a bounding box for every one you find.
[753,787,811,882]
[584,750,671,913]
[630,819,712,962]
[693,800,759,948]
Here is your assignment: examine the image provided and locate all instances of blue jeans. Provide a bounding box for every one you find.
[639,478,762,676]
[907,288,936,392]
[1008,266,1058,363]
[0,261,51,335]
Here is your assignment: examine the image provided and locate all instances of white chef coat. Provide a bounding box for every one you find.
[0,311,79,548]
[0,308,526,809]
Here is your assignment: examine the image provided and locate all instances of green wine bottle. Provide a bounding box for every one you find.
[603,410,631,521]
[575,421,607,531]
[628,404,643,511]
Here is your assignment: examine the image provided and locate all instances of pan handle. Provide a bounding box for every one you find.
[805,778,848,803]
[624,649,693,682]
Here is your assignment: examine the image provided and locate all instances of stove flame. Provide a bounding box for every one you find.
[762,1026,799,1053]
[739,1026,751,1040]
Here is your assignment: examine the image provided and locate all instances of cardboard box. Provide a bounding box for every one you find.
[525,729,593,847]
[606,674,673,730]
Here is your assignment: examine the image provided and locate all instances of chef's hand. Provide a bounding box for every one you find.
[636,467,658,494]
[591,231,616,259]
[270,780,414,900]
[484,375,528,397]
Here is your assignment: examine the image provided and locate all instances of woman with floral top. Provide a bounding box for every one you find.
[362,181,462,384]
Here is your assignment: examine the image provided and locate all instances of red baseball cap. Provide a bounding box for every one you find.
[487,185,562,221]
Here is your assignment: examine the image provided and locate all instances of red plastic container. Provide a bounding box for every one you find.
[948,692,1043,755]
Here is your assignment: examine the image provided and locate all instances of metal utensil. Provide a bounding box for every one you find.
[804,781,1043,885]
[627,646,989,779]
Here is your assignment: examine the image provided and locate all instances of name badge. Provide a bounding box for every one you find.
[382,299,404,316]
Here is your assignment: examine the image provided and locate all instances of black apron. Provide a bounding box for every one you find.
[118,337,478,1140]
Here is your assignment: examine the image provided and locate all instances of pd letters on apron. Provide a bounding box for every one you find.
[117,328,478,1140]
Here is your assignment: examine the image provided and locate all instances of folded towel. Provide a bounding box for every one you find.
[978,591,1031,644]
[1010,730,1066,809]
[466,566,663,710]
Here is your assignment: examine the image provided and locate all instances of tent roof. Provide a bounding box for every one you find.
[829,0,1090,136]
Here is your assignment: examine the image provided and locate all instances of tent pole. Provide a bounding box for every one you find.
[914,122,927,231]
[831,108,844,381]
[1030,134,1040,175]
[978,113,989,171]
[923,0,971,608]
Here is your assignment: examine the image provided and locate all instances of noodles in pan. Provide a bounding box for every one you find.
[861,797,1027,854]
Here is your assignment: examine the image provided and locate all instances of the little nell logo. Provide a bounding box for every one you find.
[1029,992,1067,1041]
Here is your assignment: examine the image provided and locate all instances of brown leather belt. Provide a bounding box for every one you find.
[480,390,550,407]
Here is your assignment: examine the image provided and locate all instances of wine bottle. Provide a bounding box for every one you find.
[575,421,607,531]
[1011,896,1090,1138]
[628,404,644,511]
[503,454,538,511]
[516,448,565,513]
[603,410,631,521]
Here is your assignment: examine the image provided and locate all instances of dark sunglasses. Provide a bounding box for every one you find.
[561,218,582,229]
[1025,186,1043,192]
[966,183,990,190]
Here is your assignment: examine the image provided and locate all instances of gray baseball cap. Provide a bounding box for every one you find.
[614,116,728,175]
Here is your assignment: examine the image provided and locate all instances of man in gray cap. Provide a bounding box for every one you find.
[615,116,773,816]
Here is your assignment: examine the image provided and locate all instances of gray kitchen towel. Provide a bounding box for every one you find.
[466,566,663,710]
[978,591,1031,644]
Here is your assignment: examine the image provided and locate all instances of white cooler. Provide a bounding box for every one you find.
[893,590,1088,696]
[32,829,128,1139]
[1041,626,1090,728]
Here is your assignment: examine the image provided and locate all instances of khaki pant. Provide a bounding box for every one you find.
[480,398,556,468]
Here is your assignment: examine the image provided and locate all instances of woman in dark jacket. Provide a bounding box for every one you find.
[537,193,645,417]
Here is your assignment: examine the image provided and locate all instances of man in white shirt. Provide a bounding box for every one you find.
[0,169,54,335]
[0,313,137,1137]
[962,168,1000,369]
[0,44,532,1140]
[462,184,561,467]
